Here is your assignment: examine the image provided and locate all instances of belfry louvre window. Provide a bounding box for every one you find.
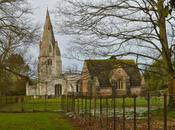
[116,79,123,89]
[48,59,52,65]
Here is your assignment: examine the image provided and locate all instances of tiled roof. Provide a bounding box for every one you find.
[85,59,141,87]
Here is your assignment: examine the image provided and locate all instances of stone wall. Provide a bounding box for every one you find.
[26,83,37,96]
[130,87,141,96]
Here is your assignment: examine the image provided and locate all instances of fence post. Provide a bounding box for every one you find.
[5,95,7,104]
[123,96,125,130]
[61,95,63,111]
[147,93,150,130]
[113,95,116,130]
[85,93,87,120]
[77,96,79,115]
[64,95,66,111]
[164,93,167,130]
[134,95,136,130]
[94,96,96,118]
[81,95,84,117]
[21,96,24,112]
[73,94,76,113]
[66,95,68,112]
[44,95,47,112]
[106,96,108,130]
[100,96,102,127]
[89,95,91,125]
[33,95,35,112]
[71,94,74,112]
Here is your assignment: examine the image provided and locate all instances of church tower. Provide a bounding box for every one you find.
[37,9,62,95]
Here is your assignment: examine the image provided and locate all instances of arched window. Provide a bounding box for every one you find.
[47,59,52,65]
[116,79,123,89]
[55,84,62,96]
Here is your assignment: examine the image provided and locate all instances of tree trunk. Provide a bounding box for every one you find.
[168,78,175,107]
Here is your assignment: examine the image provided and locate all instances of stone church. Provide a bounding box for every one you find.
[26,10,144,96]
[80,59,143,96]
[26,10,80,96]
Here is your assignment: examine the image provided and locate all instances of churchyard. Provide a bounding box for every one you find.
[0,94,175,130]
[1,0,175,130]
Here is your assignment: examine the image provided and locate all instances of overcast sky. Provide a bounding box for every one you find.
[29,0,83,71]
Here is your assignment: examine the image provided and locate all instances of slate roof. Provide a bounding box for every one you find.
[85,59,141,87]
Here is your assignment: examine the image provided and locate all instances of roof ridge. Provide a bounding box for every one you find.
[85,59,135,61]
[85,59,136,65]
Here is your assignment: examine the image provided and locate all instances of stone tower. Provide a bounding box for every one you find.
[37,9,62,95]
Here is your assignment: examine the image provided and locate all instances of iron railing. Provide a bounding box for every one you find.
[0,93,175,130]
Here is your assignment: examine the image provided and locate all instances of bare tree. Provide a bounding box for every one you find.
[0,0,40,78]
[56,0,175,106]
[65,63,81,74]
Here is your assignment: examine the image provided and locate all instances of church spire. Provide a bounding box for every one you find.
[44,8,52,30]
[42,9,55,43]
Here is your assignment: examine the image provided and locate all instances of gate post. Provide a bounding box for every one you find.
[164,93,167,130]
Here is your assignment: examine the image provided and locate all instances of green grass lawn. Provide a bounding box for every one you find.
[0,97,62,112]
[0,96,164,112]
[0,112,78,130]
[64,96,164,111]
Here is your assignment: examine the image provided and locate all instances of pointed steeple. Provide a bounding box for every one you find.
[42,9,55,44]
[44,8,52,30]
[37,9,62,96]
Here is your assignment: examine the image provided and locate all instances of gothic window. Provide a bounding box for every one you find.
[47,59,52,65]
[55,84,62,96]
[116,79,123,89]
